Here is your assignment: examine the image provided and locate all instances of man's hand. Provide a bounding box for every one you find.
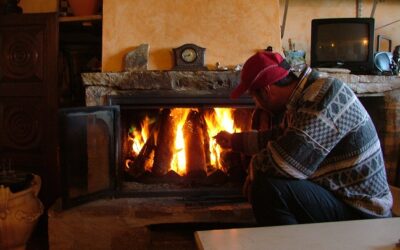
[213,131,233,149]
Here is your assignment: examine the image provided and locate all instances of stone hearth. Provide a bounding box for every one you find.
[48,197,255,249]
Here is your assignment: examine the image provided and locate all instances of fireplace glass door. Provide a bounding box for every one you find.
[58,106,119,208]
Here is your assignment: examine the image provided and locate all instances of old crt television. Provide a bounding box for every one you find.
[311,18,375,74]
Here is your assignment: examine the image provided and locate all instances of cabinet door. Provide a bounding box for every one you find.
[0,13,58,207]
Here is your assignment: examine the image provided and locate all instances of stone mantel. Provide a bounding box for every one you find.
[81,70,400,106]
[82,70,241,106]
[324,73,400,96]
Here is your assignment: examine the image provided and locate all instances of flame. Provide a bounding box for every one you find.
[170,108,191,176]
[125,116,152,170]
[125,108,239,175]
[204,108,240,170]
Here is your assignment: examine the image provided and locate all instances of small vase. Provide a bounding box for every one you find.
[68,0,99,16]
[0,174,43,250]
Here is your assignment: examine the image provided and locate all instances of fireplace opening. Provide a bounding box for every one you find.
[58,91,257,208]
[109,92,256,197]
[120,107,254,186]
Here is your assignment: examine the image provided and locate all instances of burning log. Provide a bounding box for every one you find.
[184,110,207,178]
[152,109,176,176]
[126,124,157,178]
[126,136,155,178]
[199,109,212,168]
[233,108,254,131]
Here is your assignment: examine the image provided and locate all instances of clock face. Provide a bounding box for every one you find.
[181,48,197,63]
[173,44,206,70]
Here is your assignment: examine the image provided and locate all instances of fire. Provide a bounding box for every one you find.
[125,116,153,171]
[125,108,240,176]
[204,108,241,171]
[170,108,190,176]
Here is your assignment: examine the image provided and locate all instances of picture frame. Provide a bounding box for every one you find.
[376,35,392,52]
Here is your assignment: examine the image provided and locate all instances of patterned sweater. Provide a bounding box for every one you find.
[232,70,393,217]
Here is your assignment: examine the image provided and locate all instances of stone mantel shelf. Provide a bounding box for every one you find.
[82,70,400,106]
[82,70,241,89]
[324,72,400,96]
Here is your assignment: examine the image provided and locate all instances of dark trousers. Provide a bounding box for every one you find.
[250,173,379,226]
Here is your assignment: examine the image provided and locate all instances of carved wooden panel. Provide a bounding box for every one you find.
[0,13,58,207]
[0,98,44,150]
[0,28,43,83]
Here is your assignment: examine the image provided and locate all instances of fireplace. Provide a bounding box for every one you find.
[112,91,256,192]
[51,70,400,249]
[59,70,400,209]
[54,88,259,249]
[58,88,256,208]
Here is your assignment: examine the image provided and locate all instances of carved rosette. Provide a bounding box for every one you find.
[0,31,42,82]
[2,102,42,150]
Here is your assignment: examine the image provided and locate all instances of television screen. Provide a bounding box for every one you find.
[311,18,375,74]
[315,23,369,61]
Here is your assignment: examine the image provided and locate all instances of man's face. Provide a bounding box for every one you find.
[250,81,297,114]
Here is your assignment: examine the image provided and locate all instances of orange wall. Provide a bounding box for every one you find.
[20,0,400,70]
[279,0,400,63]
[102,0,282,72]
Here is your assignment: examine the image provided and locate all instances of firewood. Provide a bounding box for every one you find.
[184,110,207,178]
[152,109,176,176]
[199,109,211,168]
[126,124,157,178]
[233,108,254,131]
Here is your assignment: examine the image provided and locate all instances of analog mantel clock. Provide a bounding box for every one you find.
[172,43,208,70]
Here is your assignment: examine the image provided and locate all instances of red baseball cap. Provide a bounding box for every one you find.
[231,51,290,99]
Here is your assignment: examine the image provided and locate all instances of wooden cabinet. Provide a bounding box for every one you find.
[0,13,102,207]
[0,13,59,207]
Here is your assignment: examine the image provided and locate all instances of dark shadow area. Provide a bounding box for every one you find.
[147,222,257,250]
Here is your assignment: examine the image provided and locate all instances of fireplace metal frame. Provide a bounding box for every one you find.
[107,91,256,198]
[58,91,256,208]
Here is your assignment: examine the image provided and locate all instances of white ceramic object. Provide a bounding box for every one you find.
[0,174,43,250]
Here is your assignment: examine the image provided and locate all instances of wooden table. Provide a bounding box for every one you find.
[195,218,400,250]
